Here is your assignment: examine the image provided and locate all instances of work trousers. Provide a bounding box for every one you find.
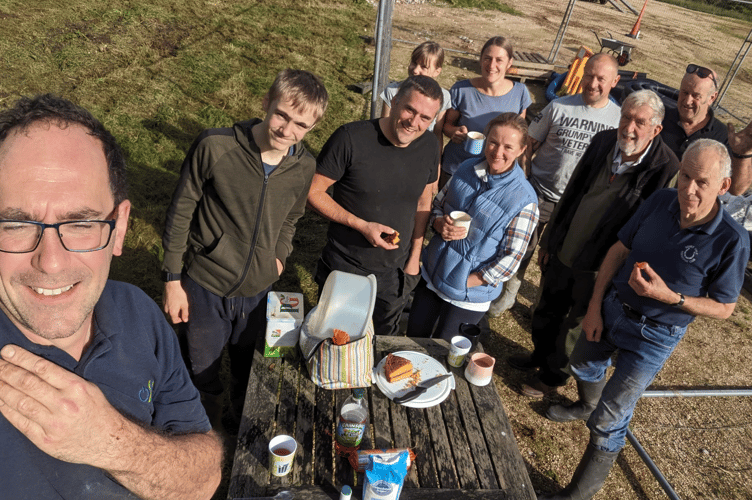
[530,254,597,386]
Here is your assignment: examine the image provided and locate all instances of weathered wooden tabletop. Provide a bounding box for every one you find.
[228,336,536,500]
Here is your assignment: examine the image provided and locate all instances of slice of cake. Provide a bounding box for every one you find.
[384,353,413,383]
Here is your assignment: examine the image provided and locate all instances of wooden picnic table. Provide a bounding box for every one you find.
[228,335,536,500]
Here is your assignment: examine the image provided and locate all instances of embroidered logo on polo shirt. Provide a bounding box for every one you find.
[139,380,154,403]
[681,245,698,263]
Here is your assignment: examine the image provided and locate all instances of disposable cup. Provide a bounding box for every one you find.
[447,336,472,368]
[449,211,472,239]
[464,131,485,155]
[269,434,297,477]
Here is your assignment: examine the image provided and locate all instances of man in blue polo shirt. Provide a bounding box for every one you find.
[0,95,222,499]
[539,138,749,500]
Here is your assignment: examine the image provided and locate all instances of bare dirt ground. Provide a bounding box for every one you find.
[381,1,752,499]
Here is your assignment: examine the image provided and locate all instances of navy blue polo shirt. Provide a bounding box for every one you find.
[660,107,728,160]
[1,280,210,499]
[614,189,749,327]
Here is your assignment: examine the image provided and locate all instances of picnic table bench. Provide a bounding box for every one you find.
[228,335,536,499]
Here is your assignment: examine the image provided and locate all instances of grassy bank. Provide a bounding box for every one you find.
[0,0,375,302]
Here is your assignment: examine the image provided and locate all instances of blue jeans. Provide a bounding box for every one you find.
[569,289,687,453]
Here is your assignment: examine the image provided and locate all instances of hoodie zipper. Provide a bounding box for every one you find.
[226,165,273,296]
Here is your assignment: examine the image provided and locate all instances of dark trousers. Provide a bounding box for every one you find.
[181,275,270,397]
[315,254,419,336]
[518,196,557,275]
[530,254,596,386]
[406,279,486,341]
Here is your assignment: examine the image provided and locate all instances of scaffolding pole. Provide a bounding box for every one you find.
[370,0,394,119]
[715,27,752,111]
[547,0,577,64]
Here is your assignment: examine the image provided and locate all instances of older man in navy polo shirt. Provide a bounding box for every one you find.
[539,138,749,500]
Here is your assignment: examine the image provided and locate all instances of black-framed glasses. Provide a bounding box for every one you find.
[686,64,718,90]
[0,218,117,253]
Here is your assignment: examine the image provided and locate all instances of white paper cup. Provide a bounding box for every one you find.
[464,131,485,155]
[447,335,472,367]
[449,210,472,239]
[269,434,297,477]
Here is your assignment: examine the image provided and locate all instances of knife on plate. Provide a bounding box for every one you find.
[393,374,453,404]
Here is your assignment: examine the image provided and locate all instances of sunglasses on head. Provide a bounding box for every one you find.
[686,64,718,90]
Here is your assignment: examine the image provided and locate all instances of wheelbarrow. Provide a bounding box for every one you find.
[592,30,635,66]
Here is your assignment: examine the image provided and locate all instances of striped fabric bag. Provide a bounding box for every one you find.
[300,307,374,389]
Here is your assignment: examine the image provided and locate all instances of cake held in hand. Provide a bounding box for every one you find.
[332,328,350,346]
[383,230,400,245]
[384,353,413,382]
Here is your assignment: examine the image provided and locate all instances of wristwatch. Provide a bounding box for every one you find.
[731,150,752,159]
[672,292,685,307]
[162,271,182,282]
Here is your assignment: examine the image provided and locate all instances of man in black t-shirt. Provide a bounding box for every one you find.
[308,75,443,335]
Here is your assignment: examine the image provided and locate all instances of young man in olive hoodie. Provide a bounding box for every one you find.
[161,69,328,425]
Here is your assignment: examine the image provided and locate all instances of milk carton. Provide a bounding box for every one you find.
[265,291,304,357]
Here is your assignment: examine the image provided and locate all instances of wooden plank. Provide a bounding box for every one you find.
[606,0,625,13]
[268,357,299,489]
[370,383,393,449]
[470,383,536,499]
[506,67,553,78]
[390,398,419,487]
[313,387,334,487]
[425,404,459,488]
[376,335,449,358]
[438,374,478,489]
[296,360,317,486]
[407,407,439,488]
[453,374,499,489]
[228,350,279,498]
[232,487,519,500]
[620,0,640,15]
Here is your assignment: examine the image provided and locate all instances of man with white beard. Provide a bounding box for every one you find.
[517,90,681,399]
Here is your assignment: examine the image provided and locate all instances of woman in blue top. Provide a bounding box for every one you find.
[408,113,539,341]
[441,36,532,187]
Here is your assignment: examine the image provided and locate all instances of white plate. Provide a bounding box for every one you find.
[374,351,455,408]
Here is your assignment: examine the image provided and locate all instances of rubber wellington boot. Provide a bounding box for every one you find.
[546,377,607,423]
[487,273,522,317]
[537,444,619,500]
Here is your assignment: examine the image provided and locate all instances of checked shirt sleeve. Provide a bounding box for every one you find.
[479,202,539,286]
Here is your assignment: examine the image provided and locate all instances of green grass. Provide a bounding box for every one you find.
[657,0,752,22]
[0,0,375,303]
[440,0,521,14]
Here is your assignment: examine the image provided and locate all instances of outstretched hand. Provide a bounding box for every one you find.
[0,345,127,468]
[728,120,752,157]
